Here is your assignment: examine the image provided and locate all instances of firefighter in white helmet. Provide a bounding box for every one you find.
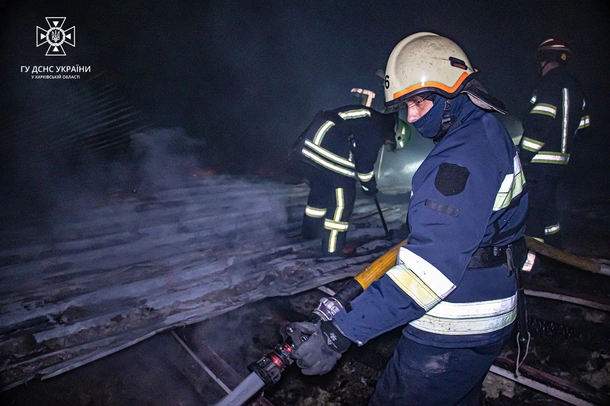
[519,38,592,272]
[286,33,529,405]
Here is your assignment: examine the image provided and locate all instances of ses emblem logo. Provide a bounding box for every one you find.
[36,17,75,57]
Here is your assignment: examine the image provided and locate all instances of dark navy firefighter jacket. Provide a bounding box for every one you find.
[333,94,529,348]
[299,105,396,193]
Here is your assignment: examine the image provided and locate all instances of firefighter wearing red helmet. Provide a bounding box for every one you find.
[520,38,592,271]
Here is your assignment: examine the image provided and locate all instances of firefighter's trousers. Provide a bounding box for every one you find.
[302,165,355,255]
[525,165,565,247]
[369,334,506,406]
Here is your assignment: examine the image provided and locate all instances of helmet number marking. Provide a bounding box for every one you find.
[384,75,390,89]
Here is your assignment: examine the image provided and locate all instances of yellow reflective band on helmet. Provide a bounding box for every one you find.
[338,109,372,120]
[521,136,544,152]
[313,120,335,145]
[409,295,517,335]
[545,223,560,235]
[578,115,590,129]
[493,154,525,211]
[357,170,374,182]
[530,103,556,118]
[531,152,570,164]
[305,206,326,218]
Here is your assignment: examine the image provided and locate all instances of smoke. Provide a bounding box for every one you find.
[0,124,209,231]
[130,128,207,194]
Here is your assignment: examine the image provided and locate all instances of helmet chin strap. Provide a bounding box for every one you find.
[432,100,455,142]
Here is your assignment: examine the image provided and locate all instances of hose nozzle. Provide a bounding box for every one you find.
[248,342,293,386]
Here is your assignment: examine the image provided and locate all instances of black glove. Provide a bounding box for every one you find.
[284,321,351,375]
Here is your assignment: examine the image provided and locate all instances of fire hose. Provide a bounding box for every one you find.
[374,195,391,239]
[214,238,408,406]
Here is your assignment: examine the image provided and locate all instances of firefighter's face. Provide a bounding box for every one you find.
[406,96,434,123]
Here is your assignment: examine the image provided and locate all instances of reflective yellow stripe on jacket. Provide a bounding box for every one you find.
[493,153,526,211]
[387,248,456,311]
[409,294,517,335]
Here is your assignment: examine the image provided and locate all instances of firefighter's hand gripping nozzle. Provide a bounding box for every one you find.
[248,238,407,388]
[247,296,346,386]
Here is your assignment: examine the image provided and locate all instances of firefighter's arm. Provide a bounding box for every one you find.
[353,132,382,195]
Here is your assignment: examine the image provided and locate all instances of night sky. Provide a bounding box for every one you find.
[1,0,609,193]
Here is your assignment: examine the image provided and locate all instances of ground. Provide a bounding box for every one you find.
[1,263,608,406]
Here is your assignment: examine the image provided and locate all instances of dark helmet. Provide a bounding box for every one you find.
[536,38,572,65]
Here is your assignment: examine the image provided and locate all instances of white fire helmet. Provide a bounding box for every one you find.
[383,32,506,114]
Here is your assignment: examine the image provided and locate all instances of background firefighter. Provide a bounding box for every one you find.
[285,32,529,405]
[291,92,409,256]
[519,38,592,271]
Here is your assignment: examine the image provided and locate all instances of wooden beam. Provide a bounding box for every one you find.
[525,236,610,275]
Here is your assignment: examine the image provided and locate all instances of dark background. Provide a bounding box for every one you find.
[1,0,609,199]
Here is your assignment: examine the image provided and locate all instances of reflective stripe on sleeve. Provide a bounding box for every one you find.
[305,206,326,218]
[409,295,517,335]
[493,153,526,211]
[313,120,335,145]
[530,103,557,118]
[338,109,372,120]
[531,152,570,164]
[387,248,456,310]
[521,136,544,152]
[357,170,374,182]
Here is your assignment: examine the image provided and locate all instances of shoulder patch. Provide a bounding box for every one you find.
[435,163,470,196]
